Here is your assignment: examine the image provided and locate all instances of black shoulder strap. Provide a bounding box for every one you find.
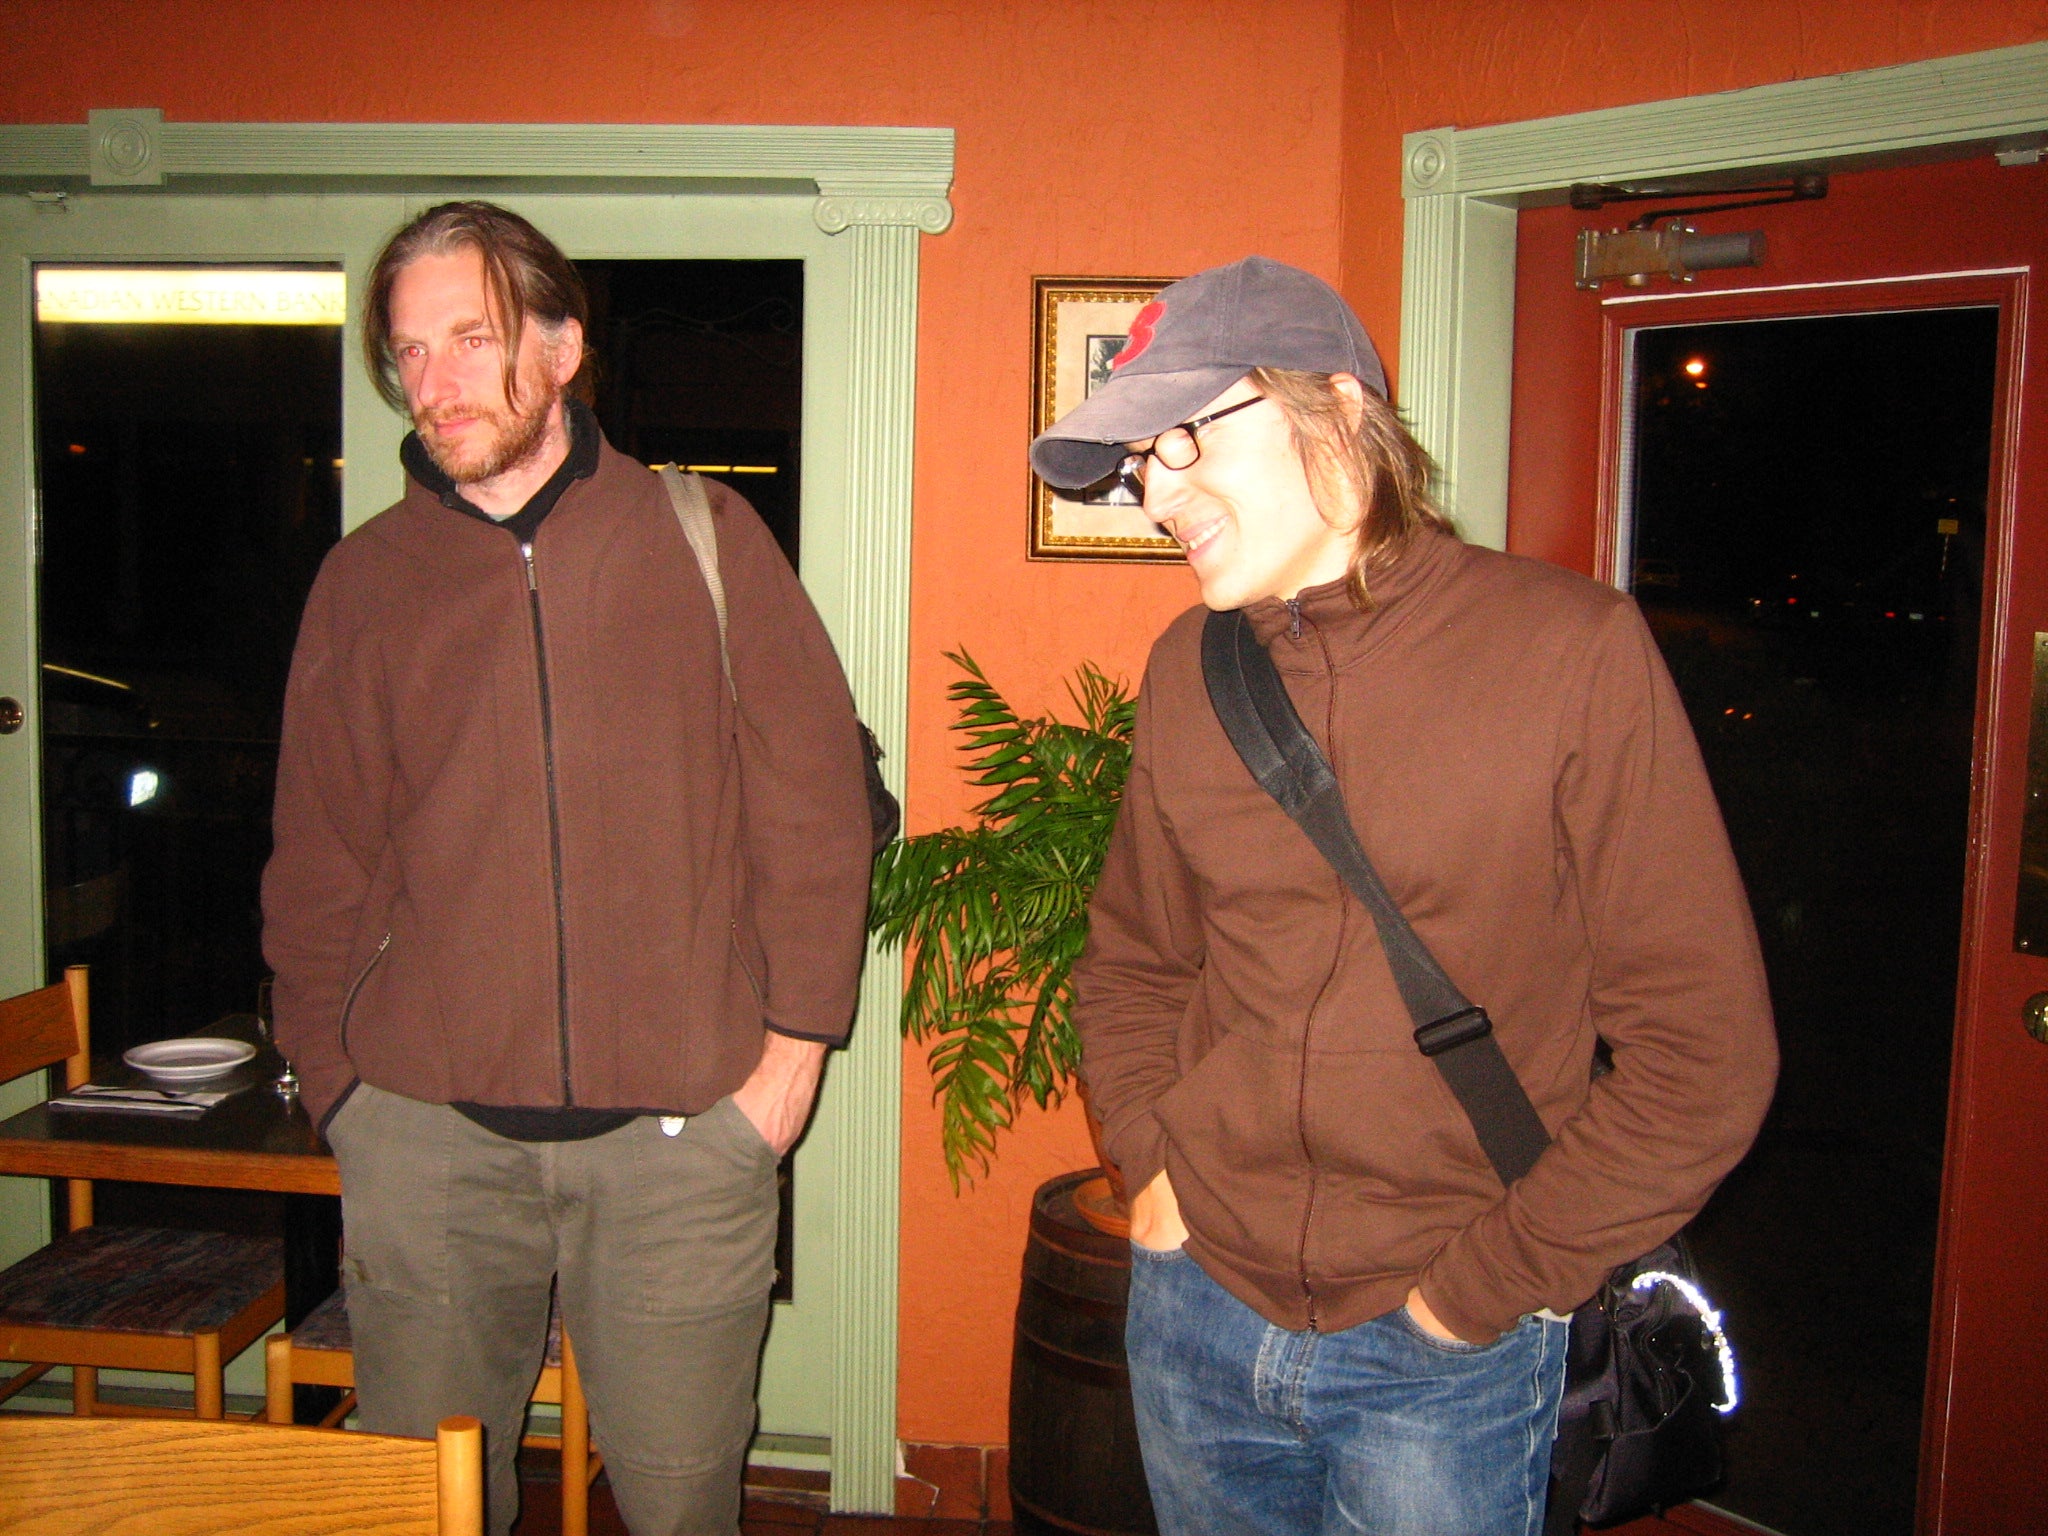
[1200,608,1551,1187]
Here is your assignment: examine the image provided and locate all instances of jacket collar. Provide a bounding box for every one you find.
[400,398,603,544]
[1241,524,1463,671]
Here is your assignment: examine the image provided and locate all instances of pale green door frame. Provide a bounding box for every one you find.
[0,121,952,1515]
[1397,39,2048,550]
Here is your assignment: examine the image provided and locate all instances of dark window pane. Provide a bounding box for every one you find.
[1628,307,1996,1536]
[580,259,803,568]
[36,284,343,1054]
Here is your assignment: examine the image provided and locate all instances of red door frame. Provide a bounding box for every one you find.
[1507,155,2048,1534]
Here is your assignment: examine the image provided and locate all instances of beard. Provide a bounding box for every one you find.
[414,373,559,487]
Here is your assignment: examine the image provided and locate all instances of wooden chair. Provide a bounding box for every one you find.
[0,966,285,1420]
[0,1409,483,1534]
[267,1292,602,1536]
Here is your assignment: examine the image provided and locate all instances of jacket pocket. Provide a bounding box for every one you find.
[317,1076,363,1140]
[329,1083,453,1306]
[337,932,392,1054]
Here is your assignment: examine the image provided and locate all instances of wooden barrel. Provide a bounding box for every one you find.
[1009,1169,1158,1536]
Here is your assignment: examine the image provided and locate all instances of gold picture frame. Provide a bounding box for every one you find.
[1029,275,1183,562]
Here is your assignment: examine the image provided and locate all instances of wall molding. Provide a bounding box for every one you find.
[1398,39,2048,548]
[828,217,918,1514]
[0,117,953,1516]
[0,118,957,241]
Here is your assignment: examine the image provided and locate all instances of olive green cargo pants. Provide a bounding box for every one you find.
[325,1082,779,1536]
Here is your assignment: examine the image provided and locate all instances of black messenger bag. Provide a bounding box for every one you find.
[1200,607,1736,1531]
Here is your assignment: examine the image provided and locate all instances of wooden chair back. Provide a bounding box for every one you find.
[0,1411,483,1535]
[0,966,92,1231]
[266,1319,602,1536]
[0,966,88,1089]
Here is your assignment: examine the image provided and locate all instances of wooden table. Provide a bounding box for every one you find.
[0,1016,337,1197]
[0,1014,343,1419]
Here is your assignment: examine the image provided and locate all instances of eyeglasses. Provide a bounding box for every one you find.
[1114,395,1269,489]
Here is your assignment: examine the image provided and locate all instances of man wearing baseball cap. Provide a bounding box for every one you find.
[1047,257,1776,1535]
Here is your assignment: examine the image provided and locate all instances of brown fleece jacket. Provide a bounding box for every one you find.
[262,438,871,1131]
[1072,528,1777,1343]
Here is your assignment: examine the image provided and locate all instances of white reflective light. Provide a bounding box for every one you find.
[1631,1269,1740,1413]
[43,661,131,691]
[36,268,345,326]
[127,769,160,807]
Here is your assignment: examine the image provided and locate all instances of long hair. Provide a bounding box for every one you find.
[361,201,592,410]
[1248,367,1451,608]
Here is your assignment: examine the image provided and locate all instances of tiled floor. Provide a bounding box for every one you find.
[511,1452,1013,1535]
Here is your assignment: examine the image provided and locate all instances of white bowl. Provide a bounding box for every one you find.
[122,1038,257,1083]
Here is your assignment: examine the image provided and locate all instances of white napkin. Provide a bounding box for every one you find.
[48,1084,235,1114]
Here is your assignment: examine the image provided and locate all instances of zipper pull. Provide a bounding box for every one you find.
[1286,597,1303,639]
[520,541,537,592]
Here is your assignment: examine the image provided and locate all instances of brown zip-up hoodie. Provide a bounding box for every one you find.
[262,437,871,1132]
[1072,528,1777,1344]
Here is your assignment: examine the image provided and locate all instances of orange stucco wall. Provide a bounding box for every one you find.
[5,0,2043,1448]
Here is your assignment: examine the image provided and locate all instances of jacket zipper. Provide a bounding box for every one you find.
[1292,617,1345,1330]
[522,540,575,1105]
[337,931,392,1054]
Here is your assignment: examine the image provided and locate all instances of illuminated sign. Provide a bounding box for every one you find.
[35,267,345,326]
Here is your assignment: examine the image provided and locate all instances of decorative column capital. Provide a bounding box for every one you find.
[813,183,953,235]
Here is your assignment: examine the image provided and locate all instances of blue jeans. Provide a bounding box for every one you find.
[1124,1244,1567,1536]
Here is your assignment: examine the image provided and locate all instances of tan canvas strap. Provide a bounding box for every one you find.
[656,464,735,699]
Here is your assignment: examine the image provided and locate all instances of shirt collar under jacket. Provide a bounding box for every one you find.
[399,396,604,547]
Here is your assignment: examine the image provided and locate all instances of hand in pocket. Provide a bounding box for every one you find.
[1128,1169,1190,1252]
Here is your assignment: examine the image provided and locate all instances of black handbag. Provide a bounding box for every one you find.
[1200,607,1736,1531]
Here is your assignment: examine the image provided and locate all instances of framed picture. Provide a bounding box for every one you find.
[1029,275,1183,562]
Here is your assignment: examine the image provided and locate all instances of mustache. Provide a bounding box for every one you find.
[419,406,500,430]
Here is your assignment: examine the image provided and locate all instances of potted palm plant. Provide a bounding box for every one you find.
[867,649,1134,1189]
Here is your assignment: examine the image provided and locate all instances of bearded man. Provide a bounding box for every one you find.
[262,202,872,1536]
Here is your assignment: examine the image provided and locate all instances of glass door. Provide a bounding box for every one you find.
[0,194,409,1277]
[1616,307,1995,1535]
[35,263,344,1058]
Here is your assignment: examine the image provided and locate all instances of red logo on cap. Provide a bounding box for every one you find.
[1111,300,1164,371]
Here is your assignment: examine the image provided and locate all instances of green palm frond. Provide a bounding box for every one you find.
[868,650,1134,1186]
